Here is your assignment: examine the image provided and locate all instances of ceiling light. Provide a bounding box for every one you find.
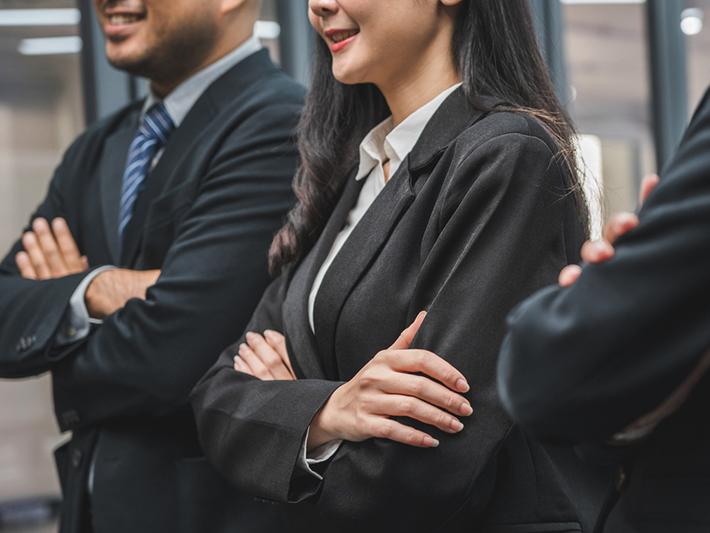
[0,8,80,27]
[18,36,83,56]
[681,8,704,36]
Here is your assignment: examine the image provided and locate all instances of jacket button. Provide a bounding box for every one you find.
[71,449,83,469]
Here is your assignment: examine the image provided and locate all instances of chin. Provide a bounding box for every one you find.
[331,62,369,86]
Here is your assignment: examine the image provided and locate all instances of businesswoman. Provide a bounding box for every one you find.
[192,0,589,531]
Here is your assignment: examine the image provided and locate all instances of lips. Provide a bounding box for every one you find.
[101,2,147,39]
[324,28,360,53]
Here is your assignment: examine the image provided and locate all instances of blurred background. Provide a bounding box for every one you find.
[0,0,707,530]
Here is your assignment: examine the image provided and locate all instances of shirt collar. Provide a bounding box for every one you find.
[143,33,262,127]
[355,82,463,181]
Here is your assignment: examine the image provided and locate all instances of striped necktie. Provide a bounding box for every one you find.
[118,102,174,238]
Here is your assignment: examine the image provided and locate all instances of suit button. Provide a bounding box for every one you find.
[65,326,77,338]
[71,449,83,469]
[15,335,35,353]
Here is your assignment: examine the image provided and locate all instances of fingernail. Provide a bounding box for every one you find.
[245,332,255,342]
[456,378,469,392]
[451,419,464,432]
[239,343,247,353]
[460,403,473,416]
[426,437,440,448]
[264,330,275,339]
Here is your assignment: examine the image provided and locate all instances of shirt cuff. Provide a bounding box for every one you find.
[296,427,342,480]
[54,266,116,346]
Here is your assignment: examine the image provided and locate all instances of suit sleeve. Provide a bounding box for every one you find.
[191,128,579,529]
[497,96,710,443]
[50,100,301,430]
[0,138,88,378]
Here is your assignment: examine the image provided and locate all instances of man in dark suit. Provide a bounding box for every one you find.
[498,87,710,533]
[0,1,303,532]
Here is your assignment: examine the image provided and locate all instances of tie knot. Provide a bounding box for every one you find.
[139,103,174,144]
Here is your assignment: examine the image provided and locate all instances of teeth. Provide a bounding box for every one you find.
[332,30,358,43]
[108,14,141,24]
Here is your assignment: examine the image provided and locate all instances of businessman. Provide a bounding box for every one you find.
[498,87,710,533]
[0,0,303,532]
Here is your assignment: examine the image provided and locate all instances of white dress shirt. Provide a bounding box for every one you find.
[55,34,263,348]
[299,82,463,479]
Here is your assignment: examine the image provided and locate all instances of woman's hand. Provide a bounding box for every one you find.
[234,329,295,380]
[308,312,472,451]
[559,174,660,287]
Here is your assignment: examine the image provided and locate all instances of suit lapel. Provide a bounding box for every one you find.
[120,93,218,265]
[310,88,495,372]
[99,111,140,264]
[282,173,364,379]
[312,163,416,376]
[119,49,279,266]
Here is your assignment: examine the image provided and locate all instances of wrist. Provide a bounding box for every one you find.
[85,271,109,319]
[307,391,340,451]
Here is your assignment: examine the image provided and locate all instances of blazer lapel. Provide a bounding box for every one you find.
[99,112,140,264]
[119,88,219,265]
[313,162,416,377]
[282,173,364,379]
[311,88,495,372]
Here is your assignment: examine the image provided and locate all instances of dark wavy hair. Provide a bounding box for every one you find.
[269,0,587,274]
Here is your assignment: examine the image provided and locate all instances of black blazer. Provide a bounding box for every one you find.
[498,87,710,533]
[192,89,588,533]
[0,50,303,533]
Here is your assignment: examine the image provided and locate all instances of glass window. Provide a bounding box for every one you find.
[563,0,656,223]
[0,0,83,524]
[259,0,281,65]
[684,0,710,114]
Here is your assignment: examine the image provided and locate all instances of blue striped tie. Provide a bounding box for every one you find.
[118,103,174,238]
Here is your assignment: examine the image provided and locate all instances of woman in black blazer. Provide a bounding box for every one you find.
[192,1,589,531]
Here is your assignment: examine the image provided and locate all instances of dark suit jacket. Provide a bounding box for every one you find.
[498,87,710,533]
[191,89,588,533]
[0,50,303,533]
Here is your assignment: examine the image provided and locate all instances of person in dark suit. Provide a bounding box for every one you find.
[497,87,710,533]
[191,1,591,531]
[0,1,303,532]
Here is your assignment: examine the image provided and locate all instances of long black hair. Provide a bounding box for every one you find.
[269,0,586,274]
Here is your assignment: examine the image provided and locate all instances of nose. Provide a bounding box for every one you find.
[309,0,338,18]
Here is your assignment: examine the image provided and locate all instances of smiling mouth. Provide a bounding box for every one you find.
[326,29,360,44]
[107,13,144,25]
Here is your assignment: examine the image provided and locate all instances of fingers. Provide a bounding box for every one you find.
[640,174,660,206]
[383,349,469,393]
[580,240,615,264]
[233,356,255,376]
[389,311,427,350]
[15,251,37,279]
[245,332,294,380]
[381,372,472,417]
[22,232,51,279]
[52,218,84,270]
[237,342,276,381]
[366,417,439,448]
[558,265,582,287]
[32,218,67,275]
[374,394,465,434]
[602,212,639,245]
[264,330,295,377]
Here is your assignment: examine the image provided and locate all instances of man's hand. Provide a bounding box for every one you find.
[559,174,660,287]
[85,269,161,319]
[15,218,88,280]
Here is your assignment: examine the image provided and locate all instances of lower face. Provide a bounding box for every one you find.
[308,0,443,87]
[93,0,219,85]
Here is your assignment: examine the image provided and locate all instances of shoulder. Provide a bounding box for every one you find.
[453,110,560,166]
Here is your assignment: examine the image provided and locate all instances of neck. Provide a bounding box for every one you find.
[149,30,253,98]
[378,36,461,126]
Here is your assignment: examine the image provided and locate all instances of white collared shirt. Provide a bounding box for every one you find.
[307,82,462,332]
